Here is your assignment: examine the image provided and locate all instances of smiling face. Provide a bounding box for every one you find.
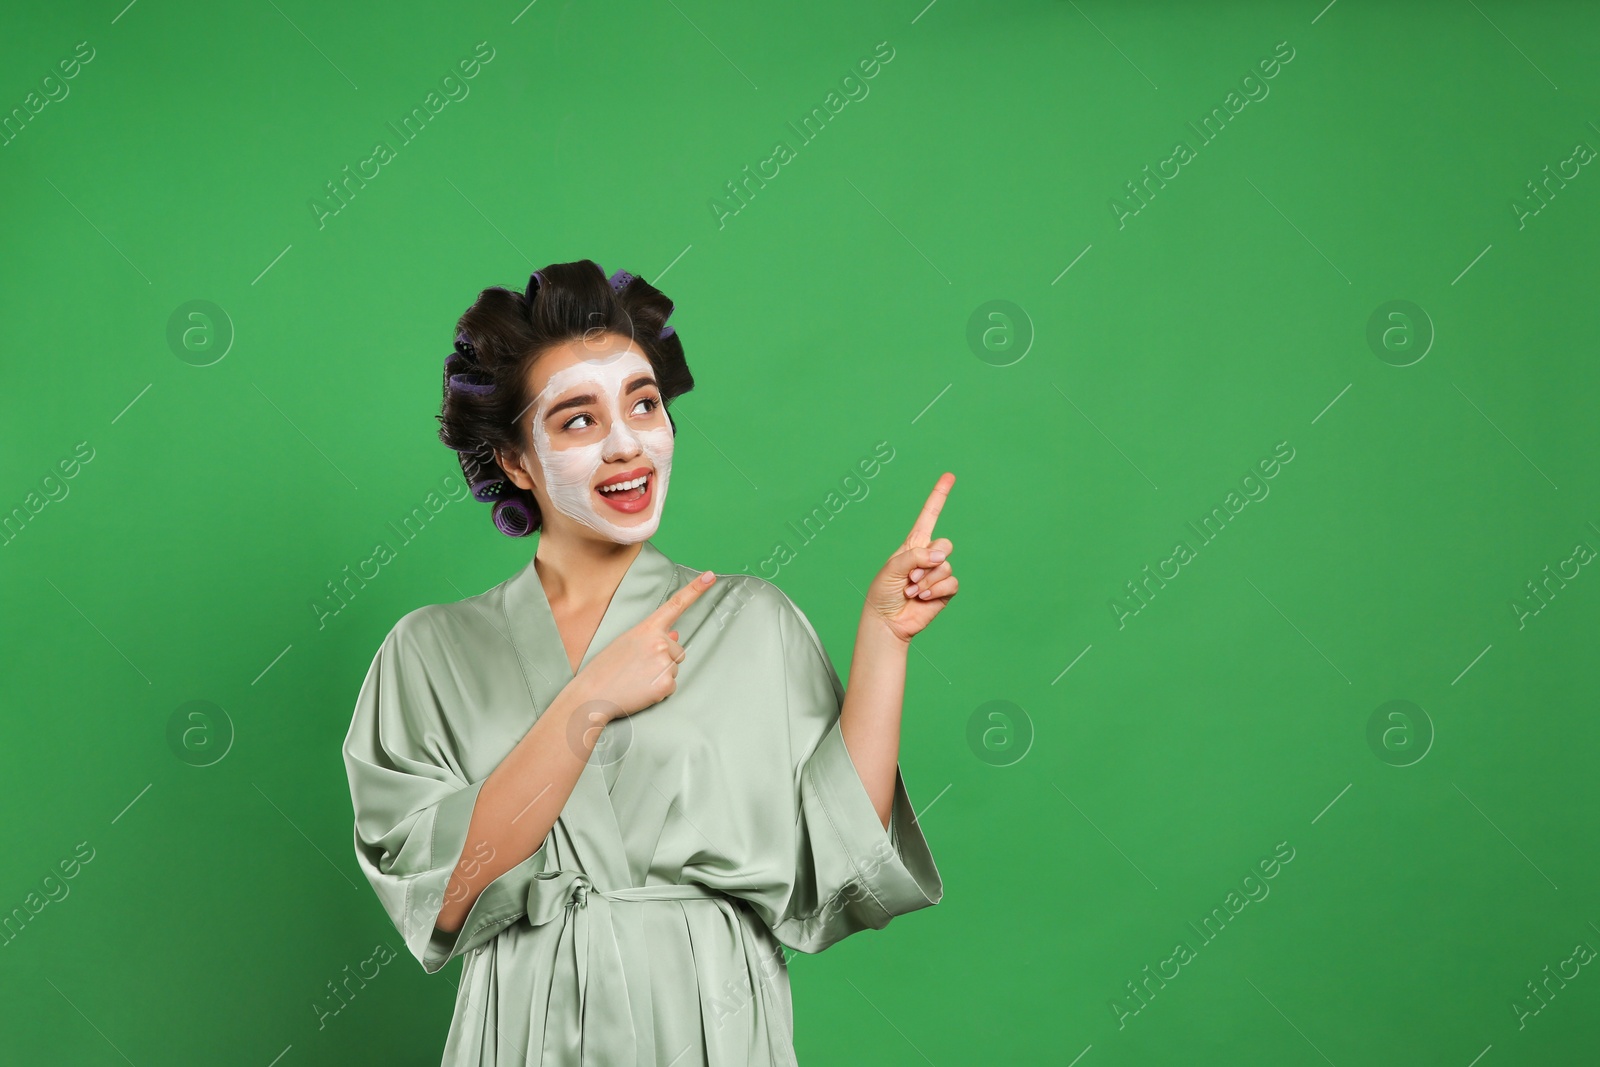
[497,332,673,544]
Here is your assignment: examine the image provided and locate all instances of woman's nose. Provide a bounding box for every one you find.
[601,423,642,461]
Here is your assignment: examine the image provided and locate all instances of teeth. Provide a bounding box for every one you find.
[598,474,649,493]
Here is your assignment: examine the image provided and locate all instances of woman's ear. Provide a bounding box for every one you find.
[494,445,537,492]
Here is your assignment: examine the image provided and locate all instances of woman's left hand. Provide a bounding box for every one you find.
[864,472,958,643]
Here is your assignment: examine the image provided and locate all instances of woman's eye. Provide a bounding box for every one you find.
[560,396,656,431]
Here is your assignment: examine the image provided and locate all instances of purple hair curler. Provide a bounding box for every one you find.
[444,349,493,395]
[448,372,495,395]
[492,496,534,537]
[469,474,505,503]
[607,268,635,293]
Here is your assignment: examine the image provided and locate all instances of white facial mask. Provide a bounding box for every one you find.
[523,348,673,543]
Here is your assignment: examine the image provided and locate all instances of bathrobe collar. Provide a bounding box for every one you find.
[499,538,684,887]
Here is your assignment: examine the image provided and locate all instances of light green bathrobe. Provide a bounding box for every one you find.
[342,540,944,1065]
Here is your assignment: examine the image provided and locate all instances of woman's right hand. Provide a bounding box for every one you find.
[572,569,717,724]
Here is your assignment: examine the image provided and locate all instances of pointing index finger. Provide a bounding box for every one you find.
[905,472,955,549]
[651,570,717,628]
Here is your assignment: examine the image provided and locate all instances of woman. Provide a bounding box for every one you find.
[342,260,956,1065]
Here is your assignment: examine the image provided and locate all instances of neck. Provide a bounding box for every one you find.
[532,523,645,609]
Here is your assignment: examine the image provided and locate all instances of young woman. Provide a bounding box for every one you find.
[343,260,956,1065]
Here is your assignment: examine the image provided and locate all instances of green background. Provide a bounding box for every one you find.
[3,0,1597,1063]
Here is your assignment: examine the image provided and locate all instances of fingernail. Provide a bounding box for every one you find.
[918,589,933,599]
[699,570,715,584]
[909,568,924,582]
[904,585,918,598]
[929,551,947,563]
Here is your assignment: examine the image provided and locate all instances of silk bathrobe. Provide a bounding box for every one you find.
[342,540,944,1066]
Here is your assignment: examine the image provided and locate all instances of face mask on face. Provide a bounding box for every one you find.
[523,348,673,544]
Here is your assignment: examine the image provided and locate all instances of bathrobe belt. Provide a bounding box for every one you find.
[525,869,790,1067]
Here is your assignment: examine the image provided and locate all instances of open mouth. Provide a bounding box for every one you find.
[593,467,653,515]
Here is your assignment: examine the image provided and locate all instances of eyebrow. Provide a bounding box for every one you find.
[544,374,659,420]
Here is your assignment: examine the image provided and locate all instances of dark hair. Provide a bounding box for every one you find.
[437,259,694,536]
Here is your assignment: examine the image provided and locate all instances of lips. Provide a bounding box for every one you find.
[594,467,653,514]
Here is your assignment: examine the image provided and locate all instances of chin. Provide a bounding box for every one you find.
[609,520,660,545]
[577,514,660,545]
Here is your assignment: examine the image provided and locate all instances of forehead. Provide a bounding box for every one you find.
[529,334,654,402]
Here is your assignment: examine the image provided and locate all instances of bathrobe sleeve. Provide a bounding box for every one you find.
[758,593,943,954]
[342,611,551,974]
